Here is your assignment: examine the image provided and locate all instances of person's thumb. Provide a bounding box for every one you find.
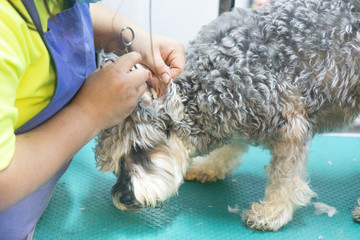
[152,55,172,85]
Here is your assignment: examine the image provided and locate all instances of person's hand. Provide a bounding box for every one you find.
[89,2,184,97]
[132,32,185,97]
[72,52,150,131]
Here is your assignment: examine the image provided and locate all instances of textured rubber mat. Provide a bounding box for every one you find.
[34,136,360,239]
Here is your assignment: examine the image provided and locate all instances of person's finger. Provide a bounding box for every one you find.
[100,59,114,69]
[147,73,168,97]
[166,50,185,79]
[114,52,143,72]
[147,53,172,84]
[128,67,150,88]
[170,65,184,79]
[136,80,148,96]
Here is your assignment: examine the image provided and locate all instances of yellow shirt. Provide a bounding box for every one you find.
[0,0,64,170]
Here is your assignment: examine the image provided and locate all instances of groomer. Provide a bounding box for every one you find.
[0,0,185,238]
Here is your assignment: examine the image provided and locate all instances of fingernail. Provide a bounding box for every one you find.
[161,73,171,84]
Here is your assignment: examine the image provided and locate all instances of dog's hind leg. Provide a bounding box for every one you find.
[246,115,317,231]
[353,199,360,222]
[184,141,248,183]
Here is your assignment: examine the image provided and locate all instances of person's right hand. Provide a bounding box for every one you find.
[72,52,150,132]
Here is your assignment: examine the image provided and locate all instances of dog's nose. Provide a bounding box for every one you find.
[111,177,138,209]
[119,192,135,205]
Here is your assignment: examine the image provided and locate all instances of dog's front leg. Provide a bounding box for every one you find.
[246,126,316,231]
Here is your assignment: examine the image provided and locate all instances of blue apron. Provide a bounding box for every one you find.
[0,0,96,239]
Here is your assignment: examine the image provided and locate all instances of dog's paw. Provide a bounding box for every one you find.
[245,201,293,231]
[184,169,223,183]
[353,199,360,222]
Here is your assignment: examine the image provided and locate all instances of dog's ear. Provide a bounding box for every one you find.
[95,121,135,173]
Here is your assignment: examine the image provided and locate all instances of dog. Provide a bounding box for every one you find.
[95,0,360,231]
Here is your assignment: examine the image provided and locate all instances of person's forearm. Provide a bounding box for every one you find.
[90,2,148,52]
[0,103,99,211]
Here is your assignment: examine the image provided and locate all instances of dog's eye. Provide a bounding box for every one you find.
[166,127,171,137]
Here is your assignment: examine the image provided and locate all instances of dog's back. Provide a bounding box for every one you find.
[175,0,360,145]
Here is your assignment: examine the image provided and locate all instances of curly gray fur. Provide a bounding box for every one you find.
[174,0,360,151]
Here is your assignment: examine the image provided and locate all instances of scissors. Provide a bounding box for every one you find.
[120,26,135,54]
[100,26,137,69]
[121,27,157,97]
[120,26,138,70]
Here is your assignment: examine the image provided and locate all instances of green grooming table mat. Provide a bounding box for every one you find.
[34,136,360,239]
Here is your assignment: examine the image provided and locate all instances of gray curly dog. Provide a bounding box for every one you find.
[95,0,360,231]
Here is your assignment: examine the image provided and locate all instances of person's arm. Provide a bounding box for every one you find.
[89,2,185,96]
[0,53,149,211]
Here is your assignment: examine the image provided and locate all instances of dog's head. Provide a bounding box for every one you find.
[95,83,192,210]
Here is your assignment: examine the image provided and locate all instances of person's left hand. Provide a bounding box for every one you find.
[132,32,185,97]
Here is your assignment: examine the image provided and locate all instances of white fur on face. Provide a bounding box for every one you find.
[111,135,194,210]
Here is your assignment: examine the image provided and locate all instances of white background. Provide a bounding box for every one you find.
[101,0,250,46]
